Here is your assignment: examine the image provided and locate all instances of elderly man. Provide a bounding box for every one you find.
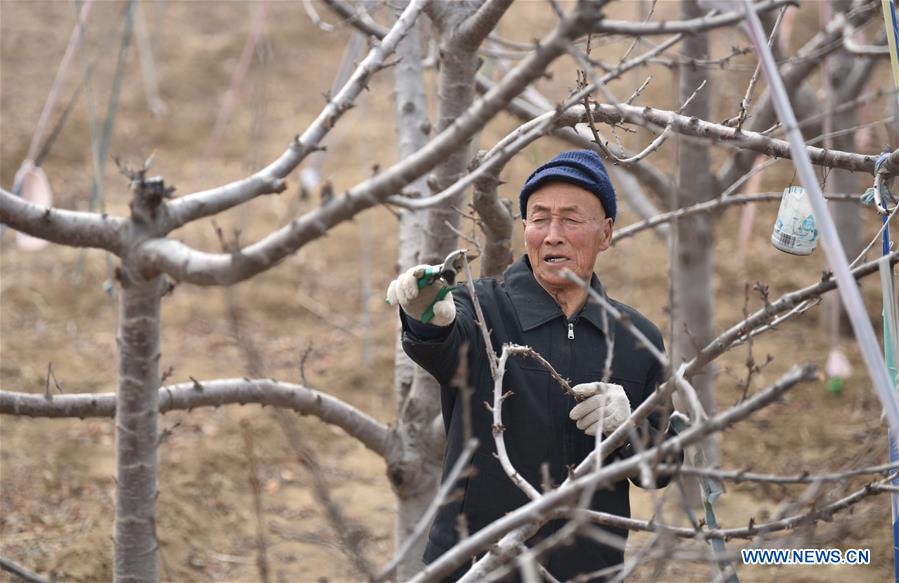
[387,150,677,580]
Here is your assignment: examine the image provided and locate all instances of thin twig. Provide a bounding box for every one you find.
[462,253,498,378]
[625,76,653,107]
[298,343,314,386]
[241,420,271,583]
[850,200,899,267]
[303,0,335,31]
[387,31,687,213]
[656,460,899,485]
[613,192,862,243]
[0,557,55,583]
[576,473,895,540]
[685,250,899,378]
[276,410,375,578]
[729,5,787,130]
[44,362,53,401]
[504,345,573,395]
[617,0,659,64]
[491,349,541,499]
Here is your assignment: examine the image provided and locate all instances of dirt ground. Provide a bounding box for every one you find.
[1,1,897,582]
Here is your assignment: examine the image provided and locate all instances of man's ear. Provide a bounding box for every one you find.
[598,218,613,252]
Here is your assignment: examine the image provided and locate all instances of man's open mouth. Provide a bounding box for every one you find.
[545,256,568,263]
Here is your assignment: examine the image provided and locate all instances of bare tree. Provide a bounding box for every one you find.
[671,0,719,471]
[2,0,897,581]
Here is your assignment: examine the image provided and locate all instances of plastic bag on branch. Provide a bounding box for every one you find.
[14,161,52,252]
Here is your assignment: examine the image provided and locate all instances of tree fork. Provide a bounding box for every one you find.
[112,167,171,582]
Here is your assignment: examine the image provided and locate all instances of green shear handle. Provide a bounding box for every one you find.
[385,249,471,324]
[416,265,455,324]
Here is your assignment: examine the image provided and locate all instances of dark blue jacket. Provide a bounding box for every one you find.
[401,256,677,581]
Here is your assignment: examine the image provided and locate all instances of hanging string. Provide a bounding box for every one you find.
[199,0,268,175]
[134,0,167,117]
[88,0,137,215]
[34,76,88,168]
[73,0,103,214]
[12,76,92,252]
[18,0,95,178]
[1,0,94,243]
[298,0,378,196]
[72,0,137,289]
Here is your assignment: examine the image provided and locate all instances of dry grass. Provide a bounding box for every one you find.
[2,1,896,581]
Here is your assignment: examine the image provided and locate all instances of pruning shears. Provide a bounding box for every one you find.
[414,249,474,324]
[387,249,475,324]
[419,248,469,285]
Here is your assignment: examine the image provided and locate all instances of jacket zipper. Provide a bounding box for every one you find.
[562,318,575,470]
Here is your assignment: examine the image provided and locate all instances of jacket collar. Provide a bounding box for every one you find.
[504,256,614,336]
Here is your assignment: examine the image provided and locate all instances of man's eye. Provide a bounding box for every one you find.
[563,218,582,226]
[531,217,549,225]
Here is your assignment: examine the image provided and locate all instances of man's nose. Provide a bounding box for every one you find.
[544,219,566,243]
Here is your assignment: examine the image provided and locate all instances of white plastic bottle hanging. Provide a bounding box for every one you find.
[771,185,818,255]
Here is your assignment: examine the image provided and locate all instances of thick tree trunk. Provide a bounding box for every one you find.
[472,157,514,278]
[113,271,165,583]
[390,369,443,580]
[389,3,443,577]
[419,19,478,265]
[673,0,717,465]
[823,27,874,334]
[391,0,429,407]
[388,3,516,575]
[826,106,863,335]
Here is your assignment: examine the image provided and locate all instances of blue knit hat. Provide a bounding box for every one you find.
[519,150,617,222]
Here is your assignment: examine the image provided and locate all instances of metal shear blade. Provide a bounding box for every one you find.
[437,249,474,285]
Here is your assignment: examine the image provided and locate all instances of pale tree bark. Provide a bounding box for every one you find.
[419,5,480,265]
[114,273,164,583]
[419,0,515,264]
[672,0,718,466]
[0,189,126,251]
[387,2,515,577]
[387,2,441,576]
[2,378,390,455]
[390,0,429,414]
[110,171,173,583]
[580,102,880,172]
[471,151,514,278]
[824,26,879,332]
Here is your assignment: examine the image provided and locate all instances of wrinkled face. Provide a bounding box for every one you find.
[524,182,613,292]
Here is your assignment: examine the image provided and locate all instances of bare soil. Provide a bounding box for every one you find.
[1,1,897,582]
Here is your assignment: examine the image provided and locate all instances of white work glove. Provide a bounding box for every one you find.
[386,265,456,327]
[569,382,631,436]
